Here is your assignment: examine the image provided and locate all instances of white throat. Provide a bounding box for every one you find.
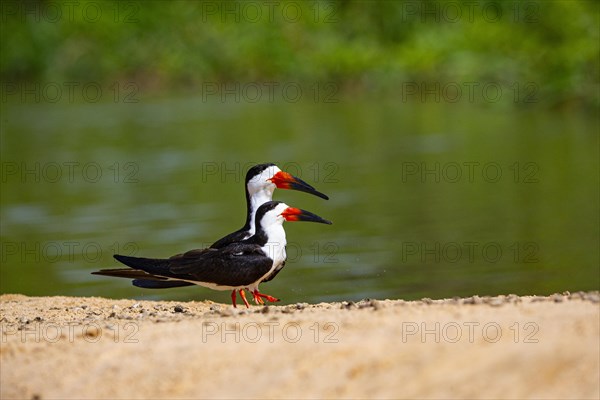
[247,188,274,235]
[261,222,287,270]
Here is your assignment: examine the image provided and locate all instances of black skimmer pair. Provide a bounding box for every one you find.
[92,164,331,307]
[93,201,331,307]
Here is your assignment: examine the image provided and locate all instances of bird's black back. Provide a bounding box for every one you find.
[106,241,276,288]
[167,243,274,286]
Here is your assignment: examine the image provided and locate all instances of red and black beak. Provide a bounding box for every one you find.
[269,171,329,200]
[281,207,332,225]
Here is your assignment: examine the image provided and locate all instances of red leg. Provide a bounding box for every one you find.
[252,291,265,305]
[239,289,250,308]
[230,290,237,308]
[252,289,280,304]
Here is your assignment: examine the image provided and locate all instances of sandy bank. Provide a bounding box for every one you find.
[1,292,599,399]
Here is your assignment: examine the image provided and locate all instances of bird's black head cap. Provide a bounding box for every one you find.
[245,163,276,184]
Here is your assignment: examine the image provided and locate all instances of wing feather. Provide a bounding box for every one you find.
[167,243,272,287]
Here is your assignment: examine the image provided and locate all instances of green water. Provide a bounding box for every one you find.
[1,96,598,304]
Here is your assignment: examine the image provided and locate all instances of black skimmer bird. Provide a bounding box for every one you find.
[209,163,328,249]
[109,163,327,292]
[92,201,332,307]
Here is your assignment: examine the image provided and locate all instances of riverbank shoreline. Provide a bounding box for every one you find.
[1,292,599,399]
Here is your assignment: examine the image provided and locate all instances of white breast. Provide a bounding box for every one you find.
[254,223,287,286]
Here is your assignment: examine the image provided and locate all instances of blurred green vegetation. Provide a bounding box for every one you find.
[1,0,599,109]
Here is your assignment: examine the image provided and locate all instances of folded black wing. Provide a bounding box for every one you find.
[167,243,273,287]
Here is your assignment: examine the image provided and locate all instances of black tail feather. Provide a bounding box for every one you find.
[112,254,171,276]
[92,255,195,290]
[92,268,167,280]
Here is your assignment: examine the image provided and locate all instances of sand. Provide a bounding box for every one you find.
[1,292,599,400]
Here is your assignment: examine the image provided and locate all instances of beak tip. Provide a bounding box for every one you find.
[281,174,329,200]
